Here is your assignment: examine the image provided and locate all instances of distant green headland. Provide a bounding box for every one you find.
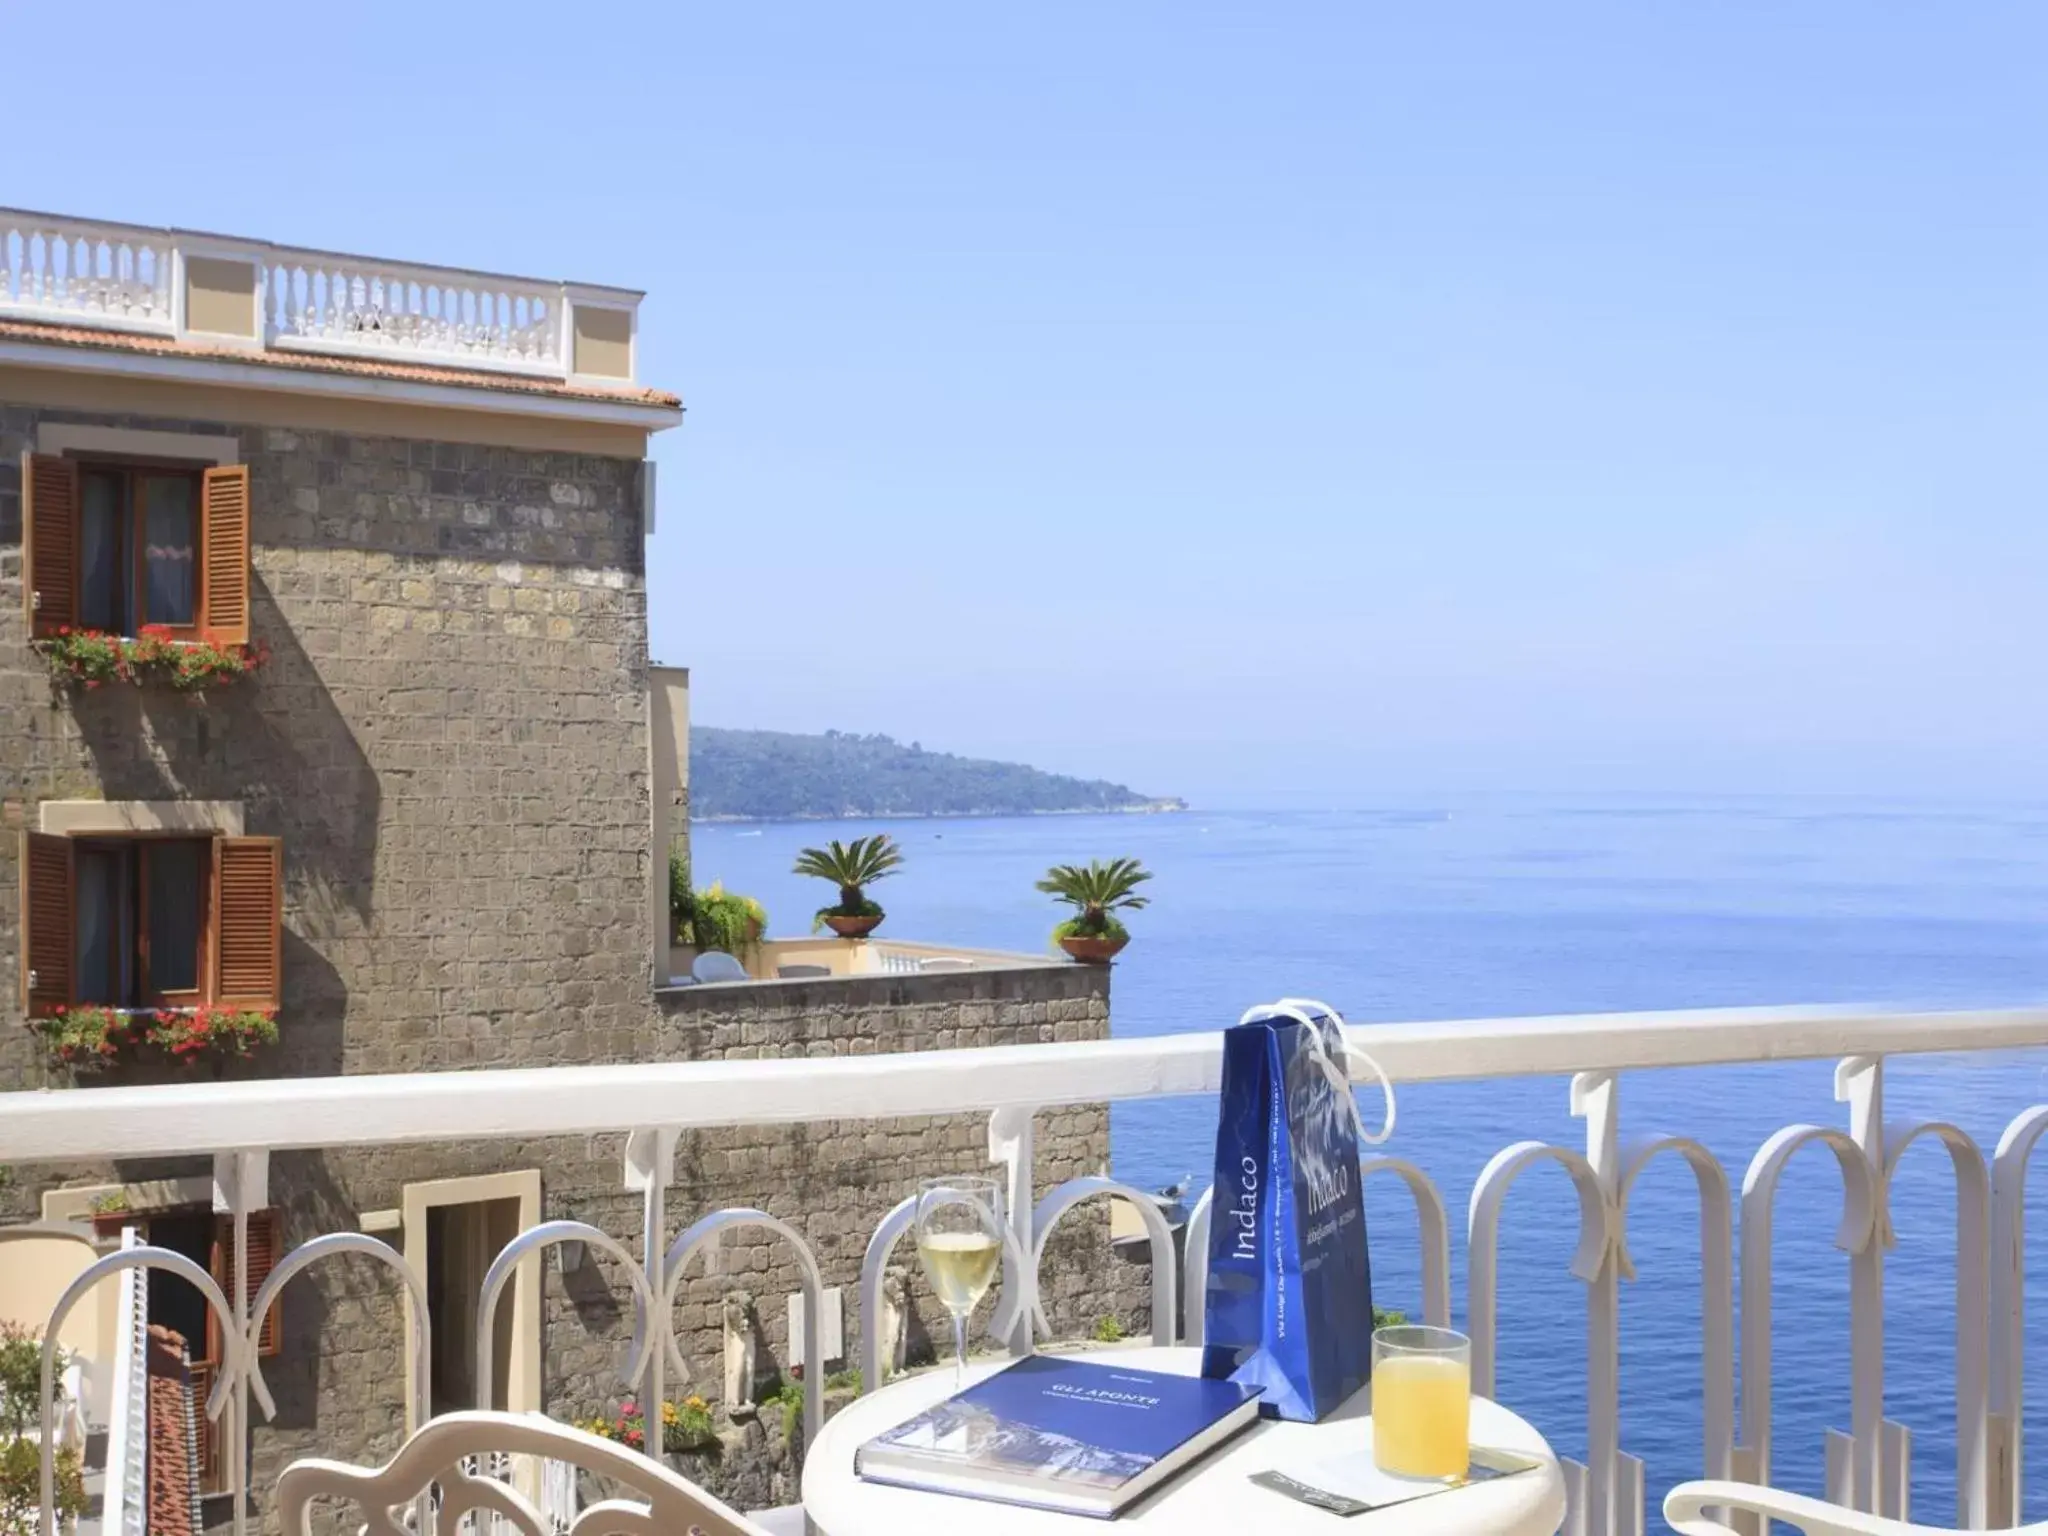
[689,727,1186,823]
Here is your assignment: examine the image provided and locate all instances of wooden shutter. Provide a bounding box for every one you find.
[209,1210,284,1360]
[22,452,78,637]
[200,464,251,647]
[20,830,73,1018]
[211,836,281,1008]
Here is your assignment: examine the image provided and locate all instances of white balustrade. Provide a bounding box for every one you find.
[0,207,643,382]
[6,1002,2048,1536]
[264,254,563,375]
[0,215,175,334]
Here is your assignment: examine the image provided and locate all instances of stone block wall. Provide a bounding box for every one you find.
[0,401,653,1096]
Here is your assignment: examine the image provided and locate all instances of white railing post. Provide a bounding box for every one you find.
[1573,1071,1633,1536]
[1832,1056,1899,1518]
[987,1107,1039,1355]
[214,1150,267,1536]
[626,1127,680,1447]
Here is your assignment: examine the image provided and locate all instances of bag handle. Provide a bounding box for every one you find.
[1254,997,1397,1148]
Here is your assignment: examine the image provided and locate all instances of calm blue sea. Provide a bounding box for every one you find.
[695,795,2048,1527]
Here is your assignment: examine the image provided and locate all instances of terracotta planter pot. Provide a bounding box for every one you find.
[825,914,883,939]
[1058,934,1129,964]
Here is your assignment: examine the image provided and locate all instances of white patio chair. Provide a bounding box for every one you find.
[692,950,752,984]
[1665,1481,2045,1536]
[275,1408,785,1535]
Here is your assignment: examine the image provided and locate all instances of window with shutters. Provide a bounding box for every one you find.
[21,453,250,646]
[19,830,282,1044]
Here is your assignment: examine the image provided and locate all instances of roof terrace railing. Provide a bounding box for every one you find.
[0,208,643,384]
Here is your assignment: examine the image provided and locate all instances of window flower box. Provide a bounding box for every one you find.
[30,1002,279,1071]
[35,625,268,695]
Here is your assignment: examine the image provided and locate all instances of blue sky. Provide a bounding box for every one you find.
[9,5,2044,803]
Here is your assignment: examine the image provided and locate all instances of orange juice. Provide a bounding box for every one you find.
[1372,1352,1471,1478]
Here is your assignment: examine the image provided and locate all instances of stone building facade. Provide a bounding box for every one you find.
[0,221,1142,1529]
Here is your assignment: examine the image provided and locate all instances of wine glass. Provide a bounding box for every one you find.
[914,1175,1006,1386]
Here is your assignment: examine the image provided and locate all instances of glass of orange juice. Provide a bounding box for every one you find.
[1372,1324,1472,1478]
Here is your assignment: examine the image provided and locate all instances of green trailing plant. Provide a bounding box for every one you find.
[29,1004,145,1070]
[668,848,695,941]
[1091,1314,1127,1344]
[35,625,268,695]
[757,1374,804,1441]
[150,1005,279,1062]
[0,1321,87,1534]
[1373,1306,1409,1330]
[0,1321,46,1437]
[1,1439,86,1536]
[28,1004,278,1071]
[690,883,765,954]
[1037,857,1152,943]
[793,834,904,931]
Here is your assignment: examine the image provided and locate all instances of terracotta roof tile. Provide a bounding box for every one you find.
[0,316,681,410]
[144,1326,200,1536]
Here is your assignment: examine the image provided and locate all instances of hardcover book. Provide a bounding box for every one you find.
[856,1356,1262,1518]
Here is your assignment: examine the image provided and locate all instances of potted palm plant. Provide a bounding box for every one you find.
[1037,857,1152,962]
[794,834,904,938]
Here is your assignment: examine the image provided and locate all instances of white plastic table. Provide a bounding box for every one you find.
[801,1347,1567,1535]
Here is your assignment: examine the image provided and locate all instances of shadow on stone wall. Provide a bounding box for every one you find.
[66,571,380,942]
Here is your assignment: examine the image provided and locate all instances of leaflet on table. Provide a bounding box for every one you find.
[855,1356,1262,1518]
[1249,1446,1546,1517]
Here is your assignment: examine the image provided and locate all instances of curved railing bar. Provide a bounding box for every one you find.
[38,1246,240,1536]
[1991,1104,2048,1522]
[1617,1132,1736,1483]
[1738,1124,1880,1503]
[477,1220,665,1413]
[243,1234,433,1432]
[978,1230,1056,1352]
[1029,1177,1179,1347]
[866,1195,1044,1384]
[1885,1119,1991,1528]
[1468,1139,1609,1398]
[1360,1157,1452,1329]
[664,1209,825,1448]
[859,1194,918,1395]
[1182,1186,1214,1345]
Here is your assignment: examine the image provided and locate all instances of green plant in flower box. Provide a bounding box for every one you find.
[35,624,268,695]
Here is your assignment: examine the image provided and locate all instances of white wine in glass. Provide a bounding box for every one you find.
[914,1176,1005,1385]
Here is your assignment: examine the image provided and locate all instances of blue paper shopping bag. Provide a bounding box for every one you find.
[1200,998,1395,1421]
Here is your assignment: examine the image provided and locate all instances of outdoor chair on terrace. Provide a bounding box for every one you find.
[692,951,752,984]
[1666,1481,2047,1536]
[275,1409,794,1535]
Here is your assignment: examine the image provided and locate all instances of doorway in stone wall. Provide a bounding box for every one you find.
[401,1171,542,1425]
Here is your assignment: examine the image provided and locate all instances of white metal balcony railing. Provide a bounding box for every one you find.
[101,1231,149,1536]
[6,1003,2048,1536]
[0,208,640,382]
